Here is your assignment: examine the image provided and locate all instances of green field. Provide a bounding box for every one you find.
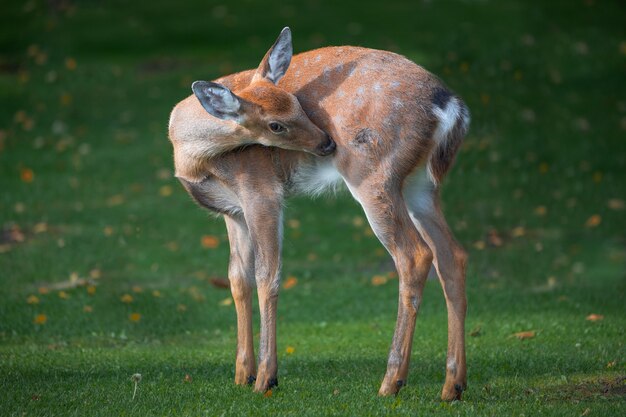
[1,0,624,415]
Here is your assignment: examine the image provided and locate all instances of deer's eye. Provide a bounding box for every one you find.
[268,122,286,133]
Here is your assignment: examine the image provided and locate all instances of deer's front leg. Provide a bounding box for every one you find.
[245,204,283,392]
[224,215,256,385]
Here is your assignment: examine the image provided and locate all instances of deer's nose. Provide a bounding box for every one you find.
[318,134,336,156]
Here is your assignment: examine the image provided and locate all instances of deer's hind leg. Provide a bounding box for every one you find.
[224,214,257,385]
[404,171,467,401]
[347,178,433,396]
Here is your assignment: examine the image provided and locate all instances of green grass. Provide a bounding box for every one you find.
[1,0,625,415]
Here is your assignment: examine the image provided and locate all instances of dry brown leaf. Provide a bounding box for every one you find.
[20,168,34,183]
[585,215,602,228]
[473,240,486,250]
[218,297,232,306]
[65,57,77,70]
[159,185,173,197]
[511,226,525,238]
[201,235,219,249]
[264,389,273,398]
[607,198,624,211]
[585,313,604,322]
[107,194,124,206]
[283,276,298,289]
[513,330,536,340]
[487,230,504,247]
[371,275,387,286]
[209,277,230,289]
[33,314,47,324]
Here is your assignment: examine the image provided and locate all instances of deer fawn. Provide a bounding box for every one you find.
[168,28,470,400]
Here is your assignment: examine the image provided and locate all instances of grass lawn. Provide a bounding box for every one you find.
[1,0,624,415]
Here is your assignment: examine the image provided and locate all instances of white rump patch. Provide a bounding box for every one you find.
[432,97,461,144]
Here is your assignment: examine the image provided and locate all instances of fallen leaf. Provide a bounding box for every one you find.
[511,226,525,238]
[129,312,141,322]
[487,230,504,247]
[37,287,49,295]
[159,185,173,197]
[201,235,219,249]
[184,374,192,383]
[60,93,72,106]
[219,297,232,306]
[58,291,69,299]
[264,389,273,398]
[607,199,624,210]
[585,215,601,228]
[607,361,616,368]
[177,304,187,312]
[152,290,162,298]
[132,285,143,293]
[534,206,547,216]
[86,286,96,295]
[513,331,536,340]
[371,275,387,286]
[473,241,486,250]
[20,168,34,183]
[585,314,604,322]
[83,305,93,313]
[287,219,300,229]
[120,294,133,303]
[352,216,365,227]
[65,57,77,70]
[469,327,482,337]
[107,194,124,206]
[209,277,230,289]
[34,314,47,324]
[286,346,295,355]
[283,276,298,289]
[26,295,40,304]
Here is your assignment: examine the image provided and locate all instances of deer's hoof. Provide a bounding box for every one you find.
[441,382,465,401]
[254,376,278,392]
[378,379,404,396]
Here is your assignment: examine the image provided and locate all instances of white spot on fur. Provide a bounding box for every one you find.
[447,358,457,376]
[332,114,344,128]
[392,97,404,110]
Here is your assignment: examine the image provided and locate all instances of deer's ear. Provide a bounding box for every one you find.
[253,27,292,84]
[192,81,242,121]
